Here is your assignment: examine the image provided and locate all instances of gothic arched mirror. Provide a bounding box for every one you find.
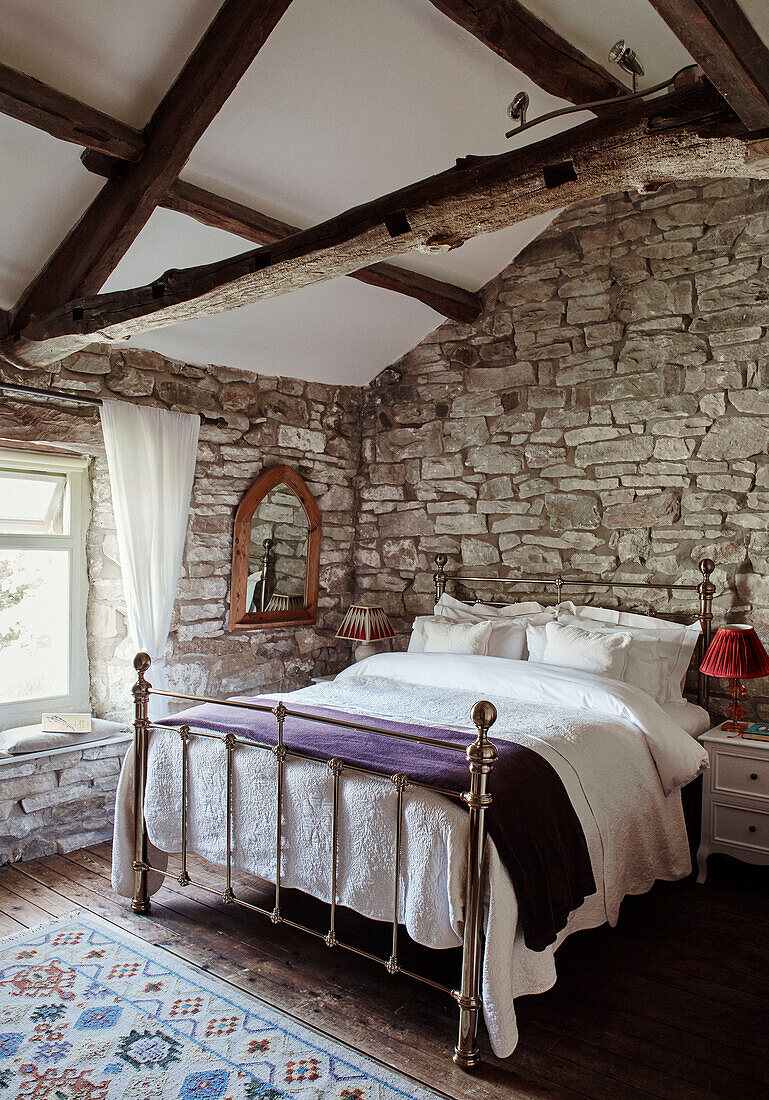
[229,465,321,631]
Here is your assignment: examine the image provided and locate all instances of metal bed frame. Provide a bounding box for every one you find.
[129,555,716,1068]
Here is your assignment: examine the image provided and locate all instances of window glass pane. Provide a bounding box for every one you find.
[0,549,69,704]
[0,470,67,534]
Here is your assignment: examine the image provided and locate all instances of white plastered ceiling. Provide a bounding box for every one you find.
[0,0,733,384]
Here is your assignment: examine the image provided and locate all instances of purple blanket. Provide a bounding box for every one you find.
[164,698,595,951]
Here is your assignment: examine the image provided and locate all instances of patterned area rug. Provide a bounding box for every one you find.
[0,912,449,1099]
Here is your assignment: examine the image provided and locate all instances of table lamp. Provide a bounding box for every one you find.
[700,624,769,735]
[336,604,395,661]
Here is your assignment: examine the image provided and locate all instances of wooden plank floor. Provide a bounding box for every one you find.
[0,845,766,1100]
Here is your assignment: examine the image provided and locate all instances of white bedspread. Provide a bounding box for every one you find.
[112,652,708,1057]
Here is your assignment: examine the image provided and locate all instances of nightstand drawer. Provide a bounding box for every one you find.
[713,751,769,800]
[713,803,769,853]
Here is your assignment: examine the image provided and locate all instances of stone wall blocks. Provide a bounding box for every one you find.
[434,513,487,535]
[377,422,444,461]
[426,501,471,515]
[653,438,697,461]
[698,417,769,460]
[460,539,500,566]
[728,390,769,415]
[504,546,563,572]
[465,364,535,390]
[603,491,680,529]
[524,444,568,468]
[442,418,489,453]
[563,426,621,447]
[574,437,653,467]
[555,360,616,387]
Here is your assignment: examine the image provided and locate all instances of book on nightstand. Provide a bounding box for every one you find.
[743,722,769,742]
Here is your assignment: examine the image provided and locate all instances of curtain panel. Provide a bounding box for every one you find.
[100,401,199,719]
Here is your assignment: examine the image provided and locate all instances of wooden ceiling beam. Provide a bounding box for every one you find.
[0,62,481,326]
[9,80,767,367]
[648,0,769,129]
[0,61,145,161]
[8,0,294,334]
[426,0,627,103]
[80,150,482,323]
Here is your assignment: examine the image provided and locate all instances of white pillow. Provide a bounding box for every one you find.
[411,603,553,660]
[567,605,701,703]
[525,622,550,663]
[422,618,492,655]
[408,615,440,652]
[485,620,527,660]
[435,593,545,621]
[556,612,667,704]
[540,620,632,680]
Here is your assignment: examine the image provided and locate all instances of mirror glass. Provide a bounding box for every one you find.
[247,486,309,613]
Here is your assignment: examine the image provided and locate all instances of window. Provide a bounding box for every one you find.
[0,447,90,729]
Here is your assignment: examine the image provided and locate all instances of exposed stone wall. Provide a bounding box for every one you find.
[356,177,769,719]
[0,738,130,863]
[0,347,361,724]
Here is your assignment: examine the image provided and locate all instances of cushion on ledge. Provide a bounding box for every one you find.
[421,617,493,655]
[540,620,632,680]
[0,717,132,756]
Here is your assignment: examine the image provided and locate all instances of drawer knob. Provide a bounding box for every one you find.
[749,825,757,833]
[751,773,758,781]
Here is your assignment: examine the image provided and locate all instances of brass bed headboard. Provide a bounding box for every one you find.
[431,555,717,713]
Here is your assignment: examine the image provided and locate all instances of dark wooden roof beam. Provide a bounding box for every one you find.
[0,65,480,325]
[0,61,145,161]
[8,0,295,334]
[426,0,628,103]
[648,0,769,129]
[9,79,767,367]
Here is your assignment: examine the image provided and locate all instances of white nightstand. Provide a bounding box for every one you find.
[697,725,769,883]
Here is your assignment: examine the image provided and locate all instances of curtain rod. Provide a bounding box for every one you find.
[0,381,103,408]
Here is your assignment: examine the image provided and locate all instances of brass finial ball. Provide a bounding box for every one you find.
[471,700,497,732]
[134,652,152,673]
[699,558,715,576]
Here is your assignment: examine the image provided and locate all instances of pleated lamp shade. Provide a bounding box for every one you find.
[700,625,769,679]
[266,593,305,612]
[336,604,395,643]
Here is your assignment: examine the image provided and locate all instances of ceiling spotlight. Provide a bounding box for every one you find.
[609,40,644,91]
[507,91,530,129]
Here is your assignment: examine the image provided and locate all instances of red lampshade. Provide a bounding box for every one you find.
[700,625,769,680]
[336,604,395,643]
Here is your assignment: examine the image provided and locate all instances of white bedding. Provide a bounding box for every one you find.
[662,700,711,738]
[112,652,708,1057]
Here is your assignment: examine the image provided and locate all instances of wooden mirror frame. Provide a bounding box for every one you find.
[229,465,321,631]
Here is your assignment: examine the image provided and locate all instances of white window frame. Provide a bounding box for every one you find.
[0,447,91,730]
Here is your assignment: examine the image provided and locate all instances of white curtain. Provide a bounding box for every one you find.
[100,400,199,719]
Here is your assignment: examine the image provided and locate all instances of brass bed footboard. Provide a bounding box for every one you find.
[130,651,498,1070]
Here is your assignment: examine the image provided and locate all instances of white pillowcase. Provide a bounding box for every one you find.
[566,605,701,704]
[556,612,666,703]
[540,620,632,680]
[434,593,545,620]
[405,597,551,661]
[421,617,492,655]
